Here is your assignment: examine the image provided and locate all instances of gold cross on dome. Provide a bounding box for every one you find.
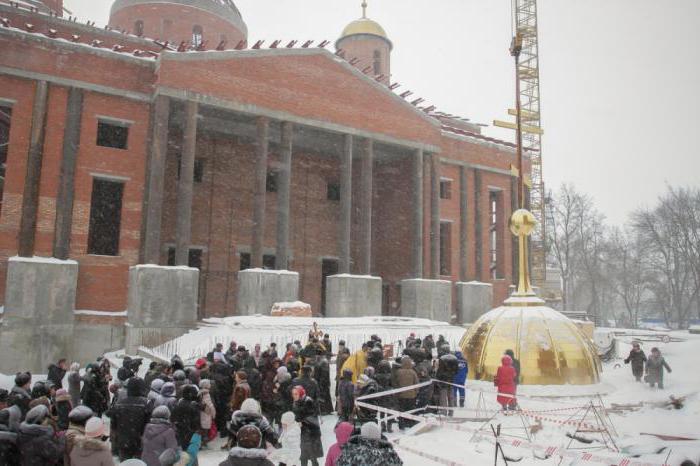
[362,0,368,18]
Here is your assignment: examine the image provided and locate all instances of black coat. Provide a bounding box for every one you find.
[7,387,31,420]
[291,376,320,413]
[107,395,150,453]
[80,373,107,416]
[47,365,66,390]
[436,354,459,383]
[17,423,64,466]
[292,396,323,460]
[170,399,201,450]
[625,350,647,376]
[0,426,20,466]
[336,435,403,466]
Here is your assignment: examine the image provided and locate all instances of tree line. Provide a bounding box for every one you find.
[546,184,700,329]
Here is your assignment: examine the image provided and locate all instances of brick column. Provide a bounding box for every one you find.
[339,134,353,274]
[412,148,424,278]
[53,87,83,260]
[429,153,440,279]
[474,168,483,281]
[358,138,373,275]
[18,80,49,257]
[251,117,270,268]
[143,95,170,264]
[175,100,198,266]
[276,122,293,270]
[510,175,519,286]
[459,165,468,282]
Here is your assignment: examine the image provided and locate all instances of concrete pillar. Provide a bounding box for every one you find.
[400,279,452,322]
[143,95,170,264]
[456,281,493,324]
[429,153,440,279]
[276,122,293,270]
[53,87,83,260]
[459,165,468,282]
[252,117,270,268]
[237,269,299,316]
[0,257,78,373]
[474,168,483,281]
[325,275,382,317]
[175,101,198,266]
[339,134,353,274]
[18,81,49,257]
[359,139,373,275]
[125,265,199,354]
[412,149,424,278]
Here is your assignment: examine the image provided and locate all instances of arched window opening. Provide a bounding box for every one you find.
[134,20,144,37]
[373,50,382,75]
[192,25,204,47]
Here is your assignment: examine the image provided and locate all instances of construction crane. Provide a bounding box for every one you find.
[494,0,547,285]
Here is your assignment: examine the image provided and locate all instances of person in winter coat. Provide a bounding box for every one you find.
[244,358,263,401]
[171,385,201,451]
[415,366,434,415]
[645,347,672,389]
[494,355,517,410]
[107,376,150,461]
[173,371,189,400]
[292,386,323,466]
[435,351,459,415]
[153,382,177,411]
[354,373,379,424]
[453,351,469,408]
[336,422,402,466]
[0,409,20,466]
[268,411,301,466]
[336,369,355,422]
[504,350,521,385]
[313,356,333,415]
[148,379,165,404]
[17,404,65,466]
[218,425,274,466]
[69,417,115,466]
[47,359,68,390]
[230,371,251,414]
[324,421,353,466]
[67,363,82,408]
[81,364,107,417]
[259,356,278,426]
[55,388,73,431]
[228,398,280,448]
[292,365,320,414]
[374,360,396,432]
[274,365,294,421]
[395,356,419,429]
[199,379,216,446]
[624,343,647,382]
[334,347,350,397]
[64,405,94,466]
[8,372,32,419]
[140,406,179,466]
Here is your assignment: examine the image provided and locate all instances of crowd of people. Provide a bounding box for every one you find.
[0,326,523,466]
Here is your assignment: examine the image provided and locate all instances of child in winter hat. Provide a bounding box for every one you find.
[268,411,301,466]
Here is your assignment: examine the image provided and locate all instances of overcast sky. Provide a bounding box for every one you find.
[66,0,700,225]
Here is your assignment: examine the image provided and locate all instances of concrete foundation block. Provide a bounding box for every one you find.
[456,281,493,324]
[325,274,382,317]
[0,256,78,373]
[400,279,452,322]
[73,323,125,366]
[237,269,300,316]
[126,265,199,354]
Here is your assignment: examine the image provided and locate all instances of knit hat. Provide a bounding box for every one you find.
[150,378,165,393]
[181,385,199,402]
[213,351,225,362]
[152,405,171,420]
[14,372,31,387]
[241,398,261,415]
[361,421,381,440]
[237,424,262,449]
[173,370,186,381]
[85,417,106,438]
[195,358,207,369]
[127,377,147,397]
[25,405,49,425]
[68,405,94,424]
[280,411,295,426]
[199,379,211,390]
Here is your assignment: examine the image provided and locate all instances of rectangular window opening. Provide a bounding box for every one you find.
[167,246,203,269]
[96,120,129,150]
[0,105,12,212]
[176,157,205,183]
[440,180,452,200]
[239,252,276,270]
[266,170,279,193]
[489,191,504,279]
[87,178,124,256]
[327,182,340,201]
[440,221,452,276]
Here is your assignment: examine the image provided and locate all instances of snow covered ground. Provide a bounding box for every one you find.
[2,325,699,466]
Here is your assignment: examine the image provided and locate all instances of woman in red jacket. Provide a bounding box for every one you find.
[494,355,517,410]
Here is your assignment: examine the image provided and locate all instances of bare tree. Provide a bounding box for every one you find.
[608,228,650,328]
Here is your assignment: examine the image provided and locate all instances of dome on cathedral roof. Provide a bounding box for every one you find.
[340,17,388,41]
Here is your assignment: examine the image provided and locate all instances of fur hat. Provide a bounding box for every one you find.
[361,421,381,440]
[68,405,94,424]
[237,424,262,449]
[85,417,106,438]
[25,405,49,425]
[240,398,261,415]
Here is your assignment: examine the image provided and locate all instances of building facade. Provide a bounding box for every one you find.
[0,0,529,325]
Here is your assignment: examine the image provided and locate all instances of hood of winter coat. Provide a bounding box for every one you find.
[501,355,513,366]
[144,419,173,440]
[335,422,354,445]
[231,410,263,427]
[228,446,269,460]
[74,437,110,456]
[455,351,464,360]
[19,422,53,437]
[0,429,17,444]
[150,378,165,394]
[345,435,397,455]
[160,382,176,397]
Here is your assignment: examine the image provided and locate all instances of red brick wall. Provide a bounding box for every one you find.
[336,35,391,83]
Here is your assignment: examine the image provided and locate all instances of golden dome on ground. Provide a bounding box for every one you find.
[459,298,601,385]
